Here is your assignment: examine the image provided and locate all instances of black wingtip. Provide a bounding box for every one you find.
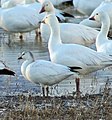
[69,66,82,72]
[56,16,62,22]
[61,12,74,18]
[0,68,16,76]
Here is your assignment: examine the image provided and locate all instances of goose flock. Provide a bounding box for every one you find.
[0,0,73,39]
[40,1,99,47]
[1,0,112,96]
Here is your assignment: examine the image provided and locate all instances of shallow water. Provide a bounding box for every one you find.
[0,28,112,97]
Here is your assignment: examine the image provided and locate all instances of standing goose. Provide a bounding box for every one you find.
[40,14,112,92]
[0,0,73,34]
[39,0,99,47]
[89,11,112,55]
[0,0,70,40]
[18,51,78,96]
[0,5,43,33]
[0,61,15,76]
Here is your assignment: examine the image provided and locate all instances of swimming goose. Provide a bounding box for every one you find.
[39,0,99,47]
[41,14,112,92]
[89,11,112,55]
[0,60,15,76]
[18,51,78,96]
[80,0,112,29]
[73,0,103,16]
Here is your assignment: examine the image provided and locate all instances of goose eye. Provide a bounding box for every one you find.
[96,13,98,15]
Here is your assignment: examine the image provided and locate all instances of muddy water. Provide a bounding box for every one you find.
[0,29,112,97]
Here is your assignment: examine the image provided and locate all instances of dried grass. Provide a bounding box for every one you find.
[0,80,112,120]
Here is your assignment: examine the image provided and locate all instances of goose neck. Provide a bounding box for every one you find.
[48,16,62,46]
[96,14,110,49]
[25,59,34,66]
[100,15,110,38]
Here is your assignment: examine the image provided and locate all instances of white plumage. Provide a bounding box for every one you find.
[80,1,112,29]
[18,51,78,96]
[89,11,112,55]
[73,0,103,16]
[39,0,98,47]
[0,5,43,33]
[1,0,25,8]
[40,13,112,93]
[0,0,72,34]
[41,14,112,75]
[40,23,98,47]
[38,0,72,6]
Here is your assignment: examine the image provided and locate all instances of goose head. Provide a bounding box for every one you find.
[41,14,58,26]
[89,11,108,23]
[18,51,34,61]
[39,0,55,13]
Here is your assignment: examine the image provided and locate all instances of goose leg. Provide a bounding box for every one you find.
[46,86,49,97]
[42,87,45,97]
[19,35,23,40]
[75,78,80,93]
[19,33,23,40]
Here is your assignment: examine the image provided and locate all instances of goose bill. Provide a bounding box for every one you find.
[39,6,45,14]
[89,16,95,21]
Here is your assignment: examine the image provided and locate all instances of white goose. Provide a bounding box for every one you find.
[40,22,99,47]
[73,0,103,16]
[18,51,78,96]
[89,11,112,55]
[0,0,70,40]
[0,60,15,76]
[39,0,99,47]
[26,0,74,21]
[41,14,112,92]
[80,0,112,29]
[0,5,43,33]
[0,0,73,36]
[38,0,72,6]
